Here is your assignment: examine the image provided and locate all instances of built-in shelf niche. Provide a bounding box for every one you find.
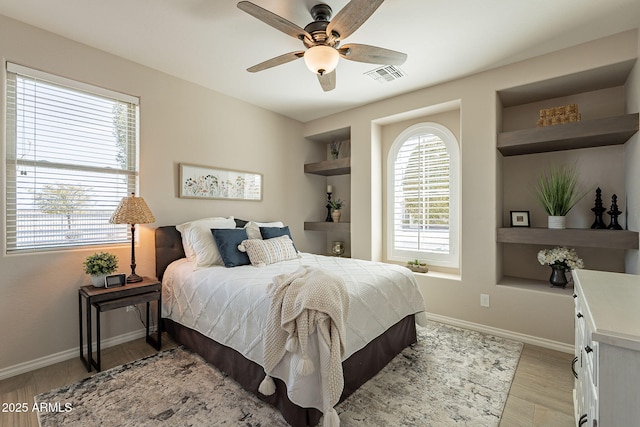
[304,157,351,176]
[497,113,638,156]
[497,61,639,288]
[497,228,639,249]
[304,222,350,232]
[304,127,352,256]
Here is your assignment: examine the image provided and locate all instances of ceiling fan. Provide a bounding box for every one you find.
[237,0,407,92]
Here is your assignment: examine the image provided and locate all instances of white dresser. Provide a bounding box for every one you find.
[573,269,640,427]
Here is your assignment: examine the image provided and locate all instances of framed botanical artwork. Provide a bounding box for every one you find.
[179,163,262,201]
[510,211,530,227]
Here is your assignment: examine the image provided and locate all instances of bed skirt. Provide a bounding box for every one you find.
[163,314,417,427]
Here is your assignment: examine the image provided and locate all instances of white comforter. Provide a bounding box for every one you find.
[162,253,426,411]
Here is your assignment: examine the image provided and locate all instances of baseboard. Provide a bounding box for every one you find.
[0,327,155,381]
[425,313,574,354]
[1,316,572,381]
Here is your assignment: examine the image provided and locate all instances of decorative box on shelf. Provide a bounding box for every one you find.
[536,104,581,127]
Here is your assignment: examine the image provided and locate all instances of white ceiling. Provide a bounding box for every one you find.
[0,0,638,122]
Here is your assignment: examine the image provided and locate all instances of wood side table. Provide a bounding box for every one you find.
[78,277,161,372]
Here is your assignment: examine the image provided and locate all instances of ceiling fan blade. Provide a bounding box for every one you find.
[247,51,305,72]
[238,1,311,41]
[339,43,407,65]
[326,0,384,39]
[318,70,336,92]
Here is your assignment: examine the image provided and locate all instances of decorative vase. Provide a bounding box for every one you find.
[331,210,341,222]
[549,265,568,288]
[331,241,345,257]
[548,215,566,229]
[91,274,107,287]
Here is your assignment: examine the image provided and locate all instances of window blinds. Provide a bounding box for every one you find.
[5,63,139,252]
[392,133,451,254]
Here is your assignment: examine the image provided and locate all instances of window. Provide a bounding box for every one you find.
[387,123,459,268]
[5,63,139,253]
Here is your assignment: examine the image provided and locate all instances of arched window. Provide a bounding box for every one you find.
[387,123,459,268]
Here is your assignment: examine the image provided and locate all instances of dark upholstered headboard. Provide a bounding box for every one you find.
[155,226,185,281]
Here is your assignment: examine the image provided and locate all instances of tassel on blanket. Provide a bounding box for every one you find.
[296,355,315,376]
[285,335,298,352]
[258,373,276,396]
[323,407,340,427]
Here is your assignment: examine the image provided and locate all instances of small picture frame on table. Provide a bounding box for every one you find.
[510,211,530,227]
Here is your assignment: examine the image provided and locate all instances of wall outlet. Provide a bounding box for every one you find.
[480,294,490,308]
[126,305,136,312]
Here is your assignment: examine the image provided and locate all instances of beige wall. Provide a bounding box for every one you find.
[0,15,323,372]
[304,30,639,347]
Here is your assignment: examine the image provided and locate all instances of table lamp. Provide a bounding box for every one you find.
[109,193,156,283]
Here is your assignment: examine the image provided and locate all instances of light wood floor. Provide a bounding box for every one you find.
[500,344,575,426]
[1,335,574,427]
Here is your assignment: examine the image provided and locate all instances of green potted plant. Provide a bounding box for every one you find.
[534,163,588,229]
[329,140,342,159]
[84,251,118,287]
[329,199,345,222]
[406,259,428,273]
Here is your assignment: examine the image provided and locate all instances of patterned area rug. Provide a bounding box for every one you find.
[36,321,523,426]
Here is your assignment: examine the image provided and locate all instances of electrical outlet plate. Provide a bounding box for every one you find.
[480,294,490,308]
[126,305,135,312]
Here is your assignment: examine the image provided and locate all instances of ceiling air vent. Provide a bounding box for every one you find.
[364,65,406,83]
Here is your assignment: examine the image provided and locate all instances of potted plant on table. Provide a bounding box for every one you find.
[535,163,588,229]
[329,199,345,222]
[84,251,118,287]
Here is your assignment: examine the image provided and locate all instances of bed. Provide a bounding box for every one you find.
[155,222,426,427]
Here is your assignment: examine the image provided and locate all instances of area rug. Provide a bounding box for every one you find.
[36,321,523,426]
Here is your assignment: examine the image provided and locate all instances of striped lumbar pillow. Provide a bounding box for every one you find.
[238,235,299,267]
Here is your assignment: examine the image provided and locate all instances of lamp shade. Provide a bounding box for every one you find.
[303,45,339,75]
[109,193,156,225]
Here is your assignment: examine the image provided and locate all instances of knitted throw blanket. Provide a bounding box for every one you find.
[260,266,349,427]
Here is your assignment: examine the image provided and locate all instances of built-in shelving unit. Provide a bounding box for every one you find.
[497,64,639,288]
[497,113,638,156]
[304,158,351,176]
[497,228,639,249]
[499,276,574,295]
[304,222,350,232]
[304,128,352,256]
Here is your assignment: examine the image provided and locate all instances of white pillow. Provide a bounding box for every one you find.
[244,220,284,240]
[176,216,236,268]
[238,235,299,267]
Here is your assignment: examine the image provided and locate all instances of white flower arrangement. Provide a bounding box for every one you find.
[537,246,584,270]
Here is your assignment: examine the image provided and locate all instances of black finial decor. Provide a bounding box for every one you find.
[590,187,606,229]
[607,194,623,230]
[325,192,333,222]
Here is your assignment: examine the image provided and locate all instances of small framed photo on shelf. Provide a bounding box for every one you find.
[510,211,530,227]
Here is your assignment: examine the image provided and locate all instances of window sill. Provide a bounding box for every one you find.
[386,258,460,280]
[412,270,461,282]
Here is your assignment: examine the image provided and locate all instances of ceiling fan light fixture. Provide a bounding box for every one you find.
[303,45,339,75]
